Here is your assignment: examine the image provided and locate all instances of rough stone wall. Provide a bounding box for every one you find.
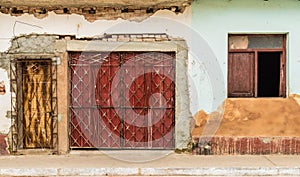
[0,53,10,70]
[8,35,58,54]
[84,33,172,42]
[0,0,192,22]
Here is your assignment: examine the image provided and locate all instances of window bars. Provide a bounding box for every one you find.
[69,52,175,149]
[10,58,58,153]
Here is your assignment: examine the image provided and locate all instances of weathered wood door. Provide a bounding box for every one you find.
[11,59,57,152]
[228,52,255,97]
[20,60,54,148]
[69,52,175,149]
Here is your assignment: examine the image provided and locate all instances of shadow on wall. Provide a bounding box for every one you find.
[0,81,5,95]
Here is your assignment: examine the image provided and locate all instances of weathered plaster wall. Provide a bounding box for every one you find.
[189,0,300,139]
[192,96,300,137]
[1,34,191,152]
[0,0,191,7]
[0,7,203,150]
[0,0,300,153]
[0,0,191,21]
[192,0,300,99]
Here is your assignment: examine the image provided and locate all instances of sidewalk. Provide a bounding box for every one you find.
[0,151,299,176]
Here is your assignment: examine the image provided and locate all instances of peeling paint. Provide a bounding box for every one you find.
[0,69,10,135]
[192,96,300,137]
[0,0,191,22]
[0,81,5,95]
[0,134,8,155]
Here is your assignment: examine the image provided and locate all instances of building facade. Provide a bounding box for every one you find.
[0,0,299,155]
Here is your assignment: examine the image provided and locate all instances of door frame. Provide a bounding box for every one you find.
[66,40,190,150]
[228,34,286,98]
[10,55,58,154]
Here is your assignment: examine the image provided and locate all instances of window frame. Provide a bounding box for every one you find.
[228,34,286,98]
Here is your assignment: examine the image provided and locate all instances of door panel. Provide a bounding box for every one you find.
[279,52,286,97]
[228,52,255,97]
[21,60,53,148]
[69,52,175,149]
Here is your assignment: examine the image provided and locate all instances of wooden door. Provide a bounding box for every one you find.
[228,52,255,97]
[21,60,53,148]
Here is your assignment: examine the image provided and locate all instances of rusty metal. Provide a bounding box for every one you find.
[10,58,58,152]
[69,52,175,149]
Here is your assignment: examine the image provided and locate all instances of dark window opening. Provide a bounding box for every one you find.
[257,52,281,97]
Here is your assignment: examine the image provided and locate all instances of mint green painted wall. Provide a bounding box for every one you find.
[191,0,300,101]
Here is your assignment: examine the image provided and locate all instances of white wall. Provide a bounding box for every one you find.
[0,7,216,117]
[0,69,10,133]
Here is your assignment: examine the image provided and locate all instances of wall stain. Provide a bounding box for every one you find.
[192,95,300,137]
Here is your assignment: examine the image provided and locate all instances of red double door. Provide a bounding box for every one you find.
[69,52,175,149]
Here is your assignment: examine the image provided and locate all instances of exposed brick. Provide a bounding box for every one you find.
[111,34,118,39]
[228,137,234,154]
[23,9,29,13]
[192,136,300,155]
[271,140,277,154]
[0,134,8,155]
[130,38,142,42]
[54,9,64,14]
[75,33,170,43]
[155,37,168,41]
[297,139,300,153]
[291,138,296,154]
[283,139,291,154]
[0,7,9,13]
[142,37,156,42]
[235,138,241,154]
[84,14,97,22]
[252,137,261,155]
[69,7,79,13]
[117,36,130,42]
[261,139,271,155]
[134,9,142,13]
[240,137,248,154]
[107,38,116,41]
[0,0,193,21]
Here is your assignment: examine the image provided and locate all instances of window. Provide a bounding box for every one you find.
[228,34,286,98]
